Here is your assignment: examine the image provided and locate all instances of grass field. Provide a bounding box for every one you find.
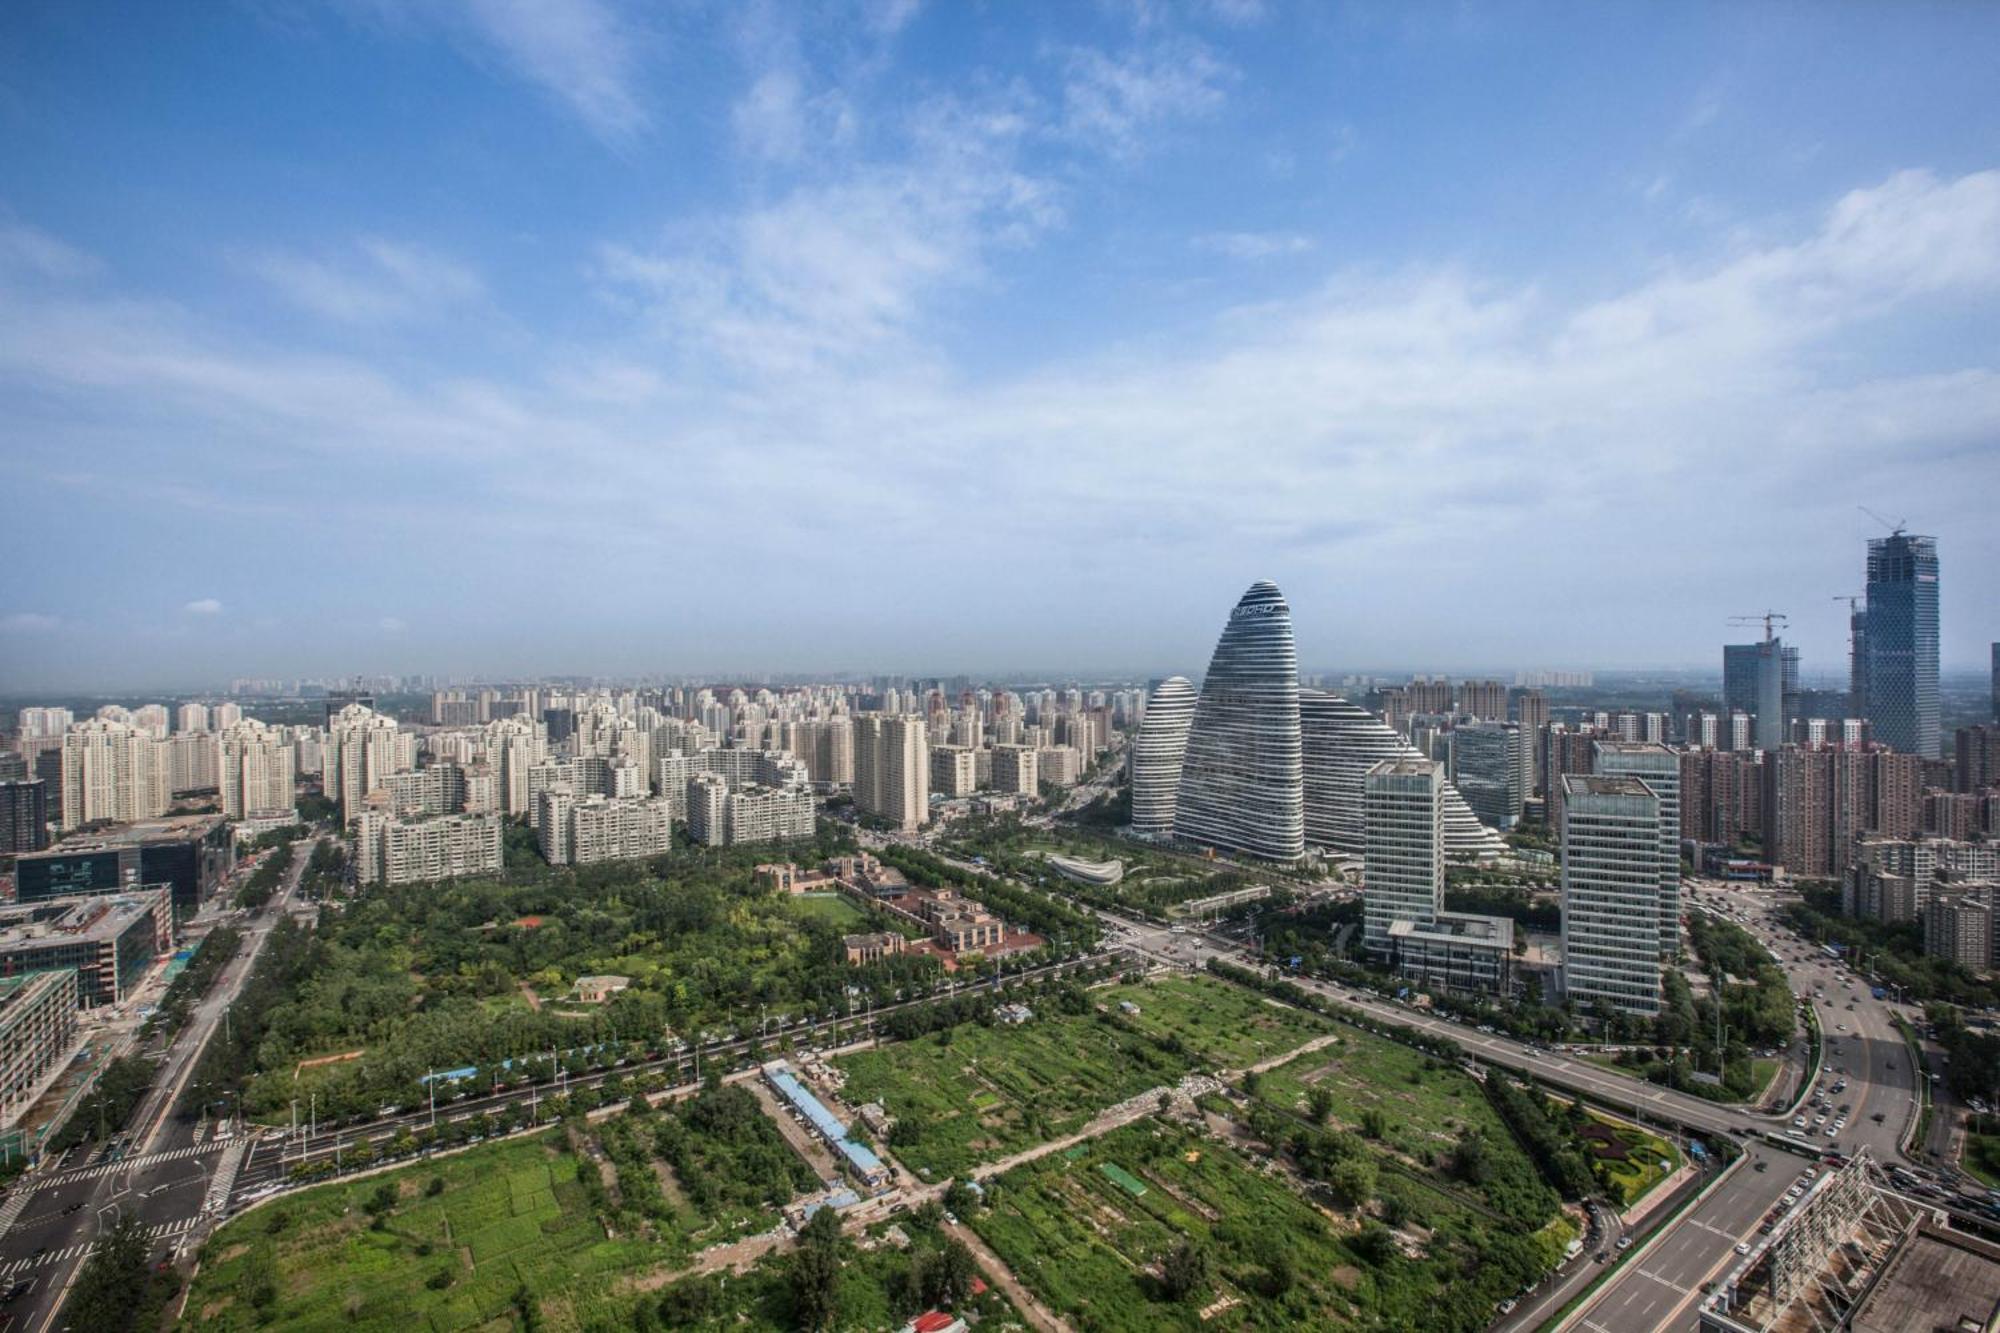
[184,1109,798,1333]
[1253,1028,1504,1163]
[785,892,868,927]
[970,1120,1569,1332]
[836,975,1332,1179]
[1963,1132,2000,1190]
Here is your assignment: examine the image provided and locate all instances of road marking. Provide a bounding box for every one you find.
[31,1143,221,1191]
[0,1216,200,1277]
[1633,1267,1685,1292]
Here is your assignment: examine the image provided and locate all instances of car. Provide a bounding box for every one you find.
[1754,1159,1769,1172]
[1497,1299,1517,1315]
[1617,1236,1632,1251]
[1595,1250,1608,1263]
[1736,1242,1751,1255]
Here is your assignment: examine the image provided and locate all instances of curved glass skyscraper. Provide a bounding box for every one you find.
[1174,581,1304,861]
[1299,689,1504,859]
[1128,676,1196,837]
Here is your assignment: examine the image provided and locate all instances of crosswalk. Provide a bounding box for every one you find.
[204,1140,247,1215]
[35,1143,220,1191]
[0,1189,31,1240]
[0,1216,201,1278]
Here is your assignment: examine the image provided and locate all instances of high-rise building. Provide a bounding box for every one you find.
[1966,726,2000,794]
[218,719,296,819]
[0,779,49,853]
[1560,773,1665,1016]
[535,790,674,866]
[1298,690,1504,858]
[326,704,414,821]
[0,969,81,1128]
[1923,892,1994,976]
[175,702,210,735]
[990,744,1039,796]
[853,715,927,831]
[1363,759,1443,953]
[1992,642,2000,724]
[1458,680,1507,721]
[1128,676,1196,837]
[1450,722,1522,830]
[1864,532,1941,758]
[929,745,976,799]
[1723,639,1797,751]
[353,811,503,885]
[1513,689,1550,795]
[58,719,170,830]
[1593,742,1681,956]
[1174,580,1304,862]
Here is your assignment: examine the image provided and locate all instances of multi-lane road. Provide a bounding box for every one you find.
[0,841,312,1333]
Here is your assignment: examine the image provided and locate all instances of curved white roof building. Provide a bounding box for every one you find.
[1128,676,1196,837]
[1173,581,1304,862]
[1300,689,1505,860]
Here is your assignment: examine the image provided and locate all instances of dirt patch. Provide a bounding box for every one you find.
[214,1242,250,1265]
[653,1159,687,1209]
[199,1296,237,1321]
[1328,1264,1362,1290]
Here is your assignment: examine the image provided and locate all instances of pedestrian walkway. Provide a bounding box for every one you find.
[203,1140,247,1215]
[34,1142,220,1192]
[0,1189,32,1242]
[0,1215,200,1278]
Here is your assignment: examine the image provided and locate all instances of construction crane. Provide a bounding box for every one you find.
[1729,611,1789,643]
[1858,505,1907,536]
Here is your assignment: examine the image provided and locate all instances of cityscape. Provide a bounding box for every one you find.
[3,5,2000,1333]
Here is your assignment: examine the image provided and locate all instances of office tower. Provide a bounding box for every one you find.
[853,714,928,831]
[930,746,976,799]
[0,754,22,783]
[1722,639,1796,751]
[1513,689,1549,794]
[1849,602,1870,717]
[1864,532,1941,757]
[1992,643,1999,724]
[990,744,1039,796]
[326,704,415,820]
[218,720,297,819]
[58,719,171,830]
[0,779,49,852]
[1593,742,1681,956]
[1363,759,1443,954]
[1560,774,1665,1017]
[1960,726,2000,794]
[1128,676,1196,837]
[1450,722,1521,830]
[1174,580,1304,861]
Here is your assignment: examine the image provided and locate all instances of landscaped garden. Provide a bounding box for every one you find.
[1576,1113,1681,1207]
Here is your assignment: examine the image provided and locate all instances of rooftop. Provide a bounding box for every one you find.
[34,813,227,853]
[1849,1224,2000,1333]
[0,891,167,947]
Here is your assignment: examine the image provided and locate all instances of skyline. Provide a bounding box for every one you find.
[4,2,1999,687]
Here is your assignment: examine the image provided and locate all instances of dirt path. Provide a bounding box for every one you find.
[518,981,543,1012]
[1232,1031,1341,1078]
[945,1218,1075,1333]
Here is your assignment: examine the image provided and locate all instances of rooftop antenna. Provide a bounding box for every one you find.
[1728,612,1789,644]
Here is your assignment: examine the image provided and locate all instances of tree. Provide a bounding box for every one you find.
[942,1178,978,1217]
[1328,1154,1378,1207]
[792,1206,845,1330]
[915,1238,979,1308]
[65,1213,150,1333]
[1160,1239,1212,1303]
[1306,1084,1336,1125]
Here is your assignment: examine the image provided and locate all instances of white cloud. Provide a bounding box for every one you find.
[2,612,60,631]
[346,0,648,141]
[246,238,484,324]
[1056,38,1233,157]
[379,616,407,632]
[1196,230,1314,260]
[0,224,101,280]
[183,598,224,615]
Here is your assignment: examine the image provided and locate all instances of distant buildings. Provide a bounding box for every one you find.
[1723,638,1798,751]
[1450,722,1523,830]
[1361,758,1512,993]
[1560,773,1666,1017]
[989,744,1039,797]
[1173,580,1304,861]
[58,718,170,830]
[1862,532,1941,758]
[218,719,296,820]
[326,704,415,821]
[1298,690,1505,859]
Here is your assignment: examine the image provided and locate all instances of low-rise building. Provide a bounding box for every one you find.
[0,969,80,1128]
[14,814,232,918]
[0,890,172,1008]
[842,931,908,965]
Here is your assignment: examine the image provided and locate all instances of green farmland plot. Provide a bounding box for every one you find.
[970,1121,1568,1332]
[1094,975,1334,1070]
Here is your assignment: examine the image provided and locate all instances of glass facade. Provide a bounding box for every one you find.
[1864,532,1940,758]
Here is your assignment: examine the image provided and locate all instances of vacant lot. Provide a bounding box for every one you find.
[970,1120,1567,1332]
[1254,1029,1500,1161]
[1094,974,1334,1071]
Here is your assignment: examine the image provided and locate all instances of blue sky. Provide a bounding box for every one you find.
[2,1,1997,689]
